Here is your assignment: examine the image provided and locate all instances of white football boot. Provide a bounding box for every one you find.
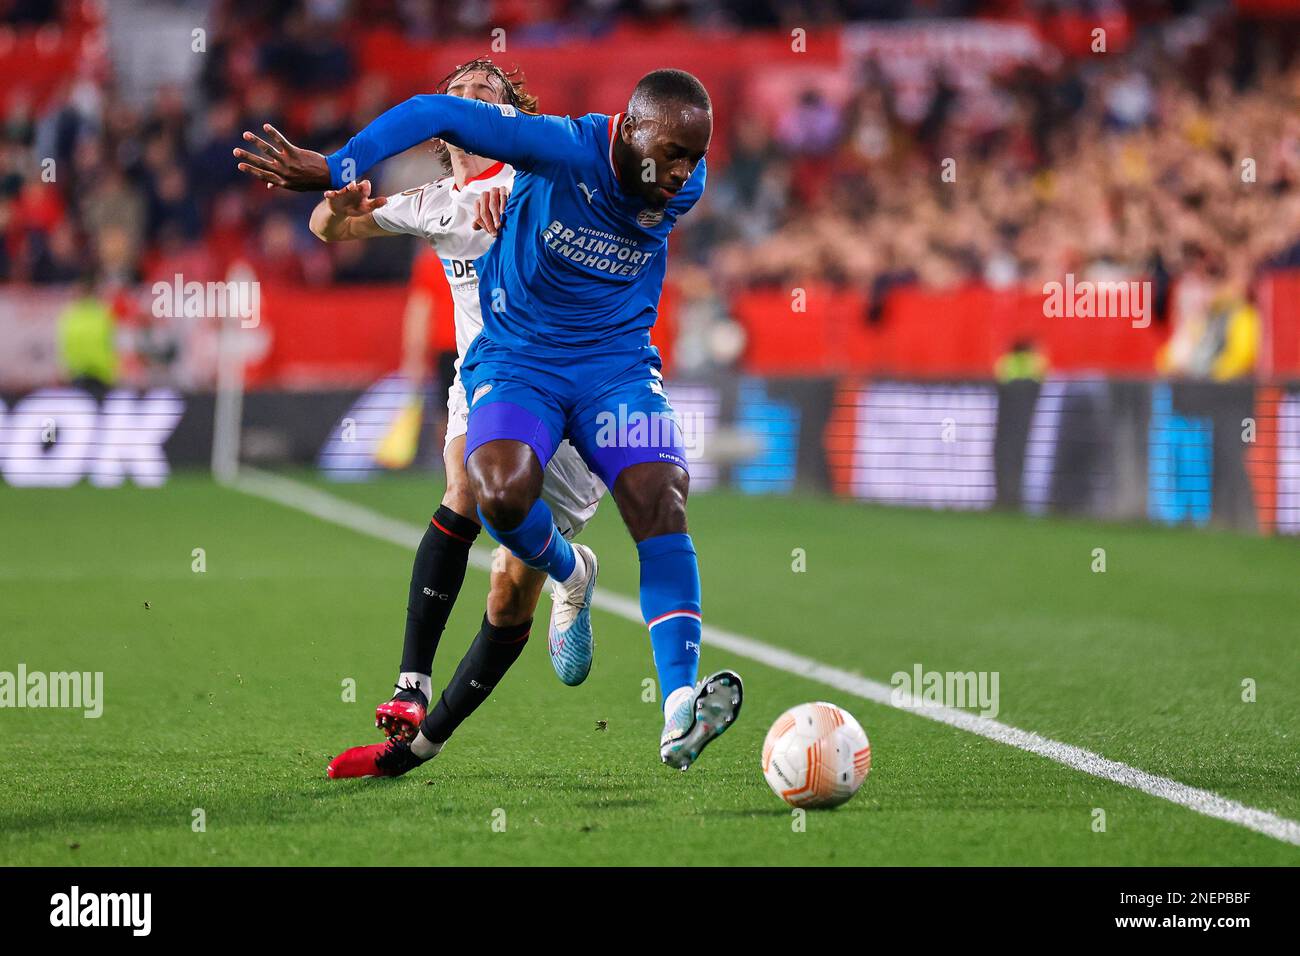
[660,670,744,770]
[547,543,598,686]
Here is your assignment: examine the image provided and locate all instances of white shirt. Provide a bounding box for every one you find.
[371,161,515,373]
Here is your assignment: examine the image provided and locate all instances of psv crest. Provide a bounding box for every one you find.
[636,208,664,228]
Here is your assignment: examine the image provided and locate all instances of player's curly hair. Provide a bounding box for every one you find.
[429,57,539,172]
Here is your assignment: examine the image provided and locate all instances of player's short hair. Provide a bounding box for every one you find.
[431,57,539,171]
[628,69,712,118]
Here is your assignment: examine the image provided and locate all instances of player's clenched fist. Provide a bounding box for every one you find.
[472,185,510,235]
[233,123,332,191]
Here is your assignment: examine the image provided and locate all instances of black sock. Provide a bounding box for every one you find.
[420,616,531,744]
[399,505,480,676]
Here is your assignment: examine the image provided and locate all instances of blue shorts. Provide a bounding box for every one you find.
[460,339,689,490]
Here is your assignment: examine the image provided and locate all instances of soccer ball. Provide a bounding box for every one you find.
[761,702,871,808]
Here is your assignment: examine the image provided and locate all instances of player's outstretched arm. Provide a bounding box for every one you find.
[324,95,581,189]
[234,124,332,191]
[309,179,390,242]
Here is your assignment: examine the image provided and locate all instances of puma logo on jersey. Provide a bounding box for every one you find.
[577,182,598,204]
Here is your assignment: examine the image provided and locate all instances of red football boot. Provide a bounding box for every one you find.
[327,737,425,779]
[375,683,428,742]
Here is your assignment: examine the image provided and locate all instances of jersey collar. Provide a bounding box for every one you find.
[453,160,507,191]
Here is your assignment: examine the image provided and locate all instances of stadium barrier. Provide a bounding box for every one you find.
[2,376,1296,535]
[734,272,1300,379]
[11,272,1300,387]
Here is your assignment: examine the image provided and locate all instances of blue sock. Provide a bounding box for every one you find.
[479,498,576,581]
[637,533,702,703]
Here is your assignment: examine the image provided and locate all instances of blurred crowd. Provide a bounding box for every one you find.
[0,0,1290,384]
[0,9,412,287]
[690,44,1300,307]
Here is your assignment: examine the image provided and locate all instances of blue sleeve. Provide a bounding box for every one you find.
[325,95,585,188]
[669,156,707,215]
[688,157,707,207]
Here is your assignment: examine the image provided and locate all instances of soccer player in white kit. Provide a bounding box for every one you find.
[302,61,606,777]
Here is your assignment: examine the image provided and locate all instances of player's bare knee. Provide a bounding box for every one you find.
[650,479,689,536]
[470,469,536,528]
[441,480,477,519]
[474,483,532,529]
[486,579,530,627]
[622,469,689,540]
[467,443,542,529]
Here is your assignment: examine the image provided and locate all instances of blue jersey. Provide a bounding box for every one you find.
[326,96,706,359]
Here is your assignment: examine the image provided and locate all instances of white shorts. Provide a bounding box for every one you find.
[445,374,605,539]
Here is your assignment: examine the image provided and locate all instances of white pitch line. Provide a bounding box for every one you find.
[232,467,1300,848]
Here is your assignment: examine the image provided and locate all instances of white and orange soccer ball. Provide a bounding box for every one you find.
[761,702,871,808]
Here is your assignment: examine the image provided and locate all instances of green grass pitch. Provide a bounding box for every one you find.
[1,471,1297,866]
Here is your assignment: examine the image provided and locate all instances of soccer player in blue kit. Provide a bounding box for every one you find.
[235,68,742,774]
